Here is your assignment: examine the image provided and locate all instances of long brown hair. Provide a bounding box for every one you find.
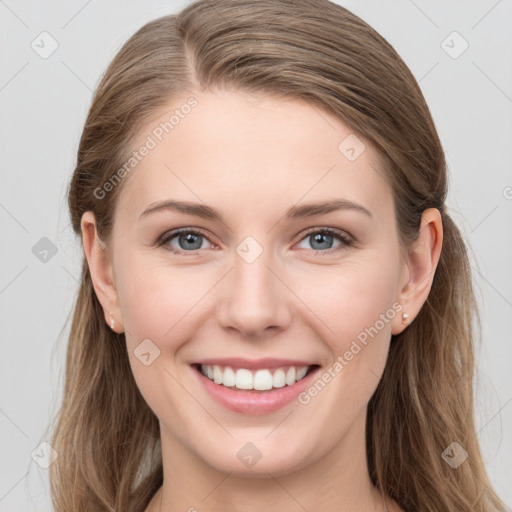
[48,0,507,510]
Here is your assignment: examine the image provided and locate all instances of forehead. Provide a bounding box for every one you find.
[115,90,393,224]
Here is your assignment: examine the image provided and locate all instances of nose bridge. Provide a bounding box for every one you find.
[216,234,290,336]
[235,236,274,299]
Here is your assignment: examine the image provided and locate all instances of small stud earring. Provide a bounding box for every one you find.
[109,312,115,331]
[402,312,409,324]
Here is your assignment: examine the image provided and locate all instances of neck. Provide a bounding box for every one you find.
[146,408,396,512]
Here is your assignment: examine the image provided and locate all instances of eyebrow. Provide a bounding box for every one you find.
[139,198,372,222]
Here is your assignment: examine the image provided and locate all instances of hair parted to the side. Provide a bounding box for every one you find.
[48,1,507,511]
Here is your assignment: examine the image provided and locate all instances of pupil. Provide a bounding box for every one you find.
[312,233,332,250]
[181,233,201,250]
[177,232,333,251]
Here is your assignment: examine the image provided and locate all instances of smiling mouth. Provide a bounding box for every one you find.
[191,363,320,392]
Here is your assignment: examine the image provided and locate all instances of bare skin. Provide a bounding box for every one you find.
[82,89,442,512]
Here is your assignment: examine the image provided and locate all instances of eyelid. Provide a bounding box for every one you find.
[157,227,216,252]
[294,226,354,253]
[299,226,353,242]
[157,226,354,255]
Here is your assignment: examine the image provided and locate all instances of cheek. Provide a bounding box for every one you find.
[117,243,400,397]
[310,257,399,404]
[117,254,209,344]
[306,257,400,350]
[295,256,399,415]
[117,245,401,359]
[116,256,209,415]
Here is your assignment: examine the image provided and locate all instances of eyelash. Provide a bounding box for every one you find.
[157,226,354,256]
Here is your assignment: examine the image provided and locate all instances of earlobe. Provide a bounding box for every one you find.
[81,211,124,333]
[391,208,443,335]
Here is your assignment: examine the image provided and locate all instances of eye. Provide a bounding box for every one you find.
[295,227,353,254]
[158,228,214,254]
[157,226,354,255]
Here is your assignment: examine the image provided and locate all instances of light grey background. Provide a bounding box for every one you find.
[1,1,511,510]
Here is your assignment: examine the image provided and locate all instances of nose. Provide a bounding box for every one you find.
[216,242,291,339]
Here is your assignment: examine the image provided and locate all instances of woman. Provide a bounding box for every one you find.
[48,0,507,511]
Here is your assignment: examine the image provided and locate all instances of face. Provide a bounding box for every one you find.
[99,90,413,476]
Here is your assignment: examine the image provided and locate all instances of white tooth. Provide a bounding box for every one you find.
[272,368,286,388]
[206,365,214,380]
[285,367,296,386]
[223,366,236,387]
[213,365,223,384]
[296,366,308,381]
[253,369,273,390]
[235,368,253,389]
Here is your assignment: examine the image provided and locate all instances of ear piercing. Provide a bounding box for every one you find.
[402,312,409,324]
[108,311,124,334]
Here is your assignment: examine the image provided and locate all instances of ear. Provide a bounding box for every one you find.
[391,208,443,335]
[81,211,124,333]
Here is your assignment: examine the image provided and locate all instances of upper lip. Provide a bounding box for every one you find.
[192,357,318,370]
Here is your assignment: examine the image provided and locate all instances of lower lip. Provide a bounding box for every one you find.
[192,365,320,415]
